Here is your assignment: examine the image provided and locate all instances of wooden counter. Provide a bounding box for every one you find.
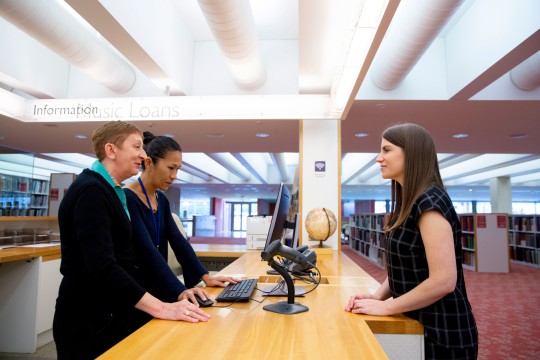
[0,244,61,263]
[191,243,248,258]
[99,251,423,359]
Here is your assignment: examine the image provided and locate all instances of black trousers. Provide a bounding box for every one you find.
[425,341,478,360]
[53,304,151,360]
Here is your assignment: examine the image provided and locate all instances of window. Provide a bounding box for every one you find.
[512,202,539,214]
[229,202,258,233]
[476,202,491,213]
[179,199,210,219]
[374,200,389,213]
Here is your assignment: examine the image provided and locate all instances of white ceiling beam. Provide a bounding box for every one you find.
[182,152,245,184]
[447,0,540,99]
[442,154,536,180]
[197,0,266,90]
[231,153,267,184]
[356,163,384,184]
[65,0,187,96]
[444,157,540,185]
[206,153,252,182]
[178,163,212,182]
[512,172,540,186]
[269,153,289,183]
[342,153,378,184]
[0,0,135,94]
[334,0,401,119]
[370,0,465,91]
[438,154,480,168]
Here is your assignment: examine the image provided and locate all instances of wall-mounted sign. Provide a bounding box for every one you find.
[50,188,59,201]
[477,215,486,228]
[21,95,331,122]
[497,215,507,228]
[314,161,326,177]
[315,161,326,172]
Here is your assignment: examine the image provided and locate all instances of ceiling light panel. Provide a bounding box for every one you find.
[182,152,245,184]
[444,158,540,186]
[440,154,527,178]
[341,153,377,183]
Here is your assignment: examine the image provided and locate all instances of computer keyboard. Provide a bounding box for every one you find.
[215,278,258,302]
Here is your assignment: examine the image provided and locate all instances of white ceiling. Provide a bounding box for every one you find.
[0,0,539,203]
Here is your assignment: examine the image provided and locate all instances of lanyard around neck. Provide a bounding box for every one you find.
[138,177,160,249]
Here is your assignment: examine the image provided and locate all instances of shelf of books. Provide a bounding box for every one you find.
[459,214,476,271]
[0,174,50,217]
[508,215,539,268]
[460,213,509,272]
[348,213,388,269]
[350,212,509,272]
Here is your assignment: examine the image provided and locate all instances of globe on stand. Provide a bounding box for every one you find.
[305,208,337,248]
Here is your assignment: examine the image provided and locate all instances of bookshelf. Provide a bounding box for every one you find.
[0,174,50,217]
[460,213,509,272]
[508,215,539,267]
[349,212,509,272]
[348,213,388,268]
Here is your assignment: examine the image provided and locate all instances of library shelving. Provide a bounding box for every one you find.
[348,213,388,268]
[0,174,50,217]
[460,213,509,272]
[508,215,539,267]
[349,212,509,273]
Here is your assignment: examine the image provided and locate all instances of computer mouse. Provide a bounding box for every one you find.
[194,294,214,307]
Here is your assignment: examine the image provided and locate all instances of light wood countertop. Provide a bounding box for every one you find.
[0,244,61,263]
[99,250,423,359]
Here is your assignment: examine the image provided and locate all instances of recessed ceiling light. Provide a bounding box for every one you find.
[256,133,270,138]
[452,133,468,139]
[74,134,87,139]
[354,132,369,138]
[206,133,224,138]
[509,133,527,139]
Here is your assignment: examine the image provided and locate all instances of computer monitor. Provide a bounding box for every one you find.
[263,183,298,251]
[284,213,300,249]
[260,183,309,315]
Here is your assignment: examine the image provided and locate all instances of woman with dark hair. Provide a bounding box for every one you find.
[124,131,238,306]
[345,123,478,359]
[54,122,210,360]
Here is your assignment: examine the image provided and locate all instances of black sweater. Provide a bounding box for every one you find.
[54,169,147,354]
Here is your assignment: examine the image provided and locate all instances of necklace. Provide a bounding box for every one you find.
[137,177,160,249]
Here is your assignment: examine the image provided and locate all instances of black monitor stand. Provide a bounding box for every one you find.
[262,259,308,315]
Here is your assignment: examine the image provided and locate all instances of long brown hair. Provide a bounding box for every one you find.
[383,123,444,232]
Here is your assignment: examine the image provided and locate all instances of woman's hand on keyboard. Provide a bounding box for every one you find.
[202,274,241,287]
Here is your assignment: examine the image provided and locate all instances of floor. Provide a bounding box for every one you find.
[0,341,56,360]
